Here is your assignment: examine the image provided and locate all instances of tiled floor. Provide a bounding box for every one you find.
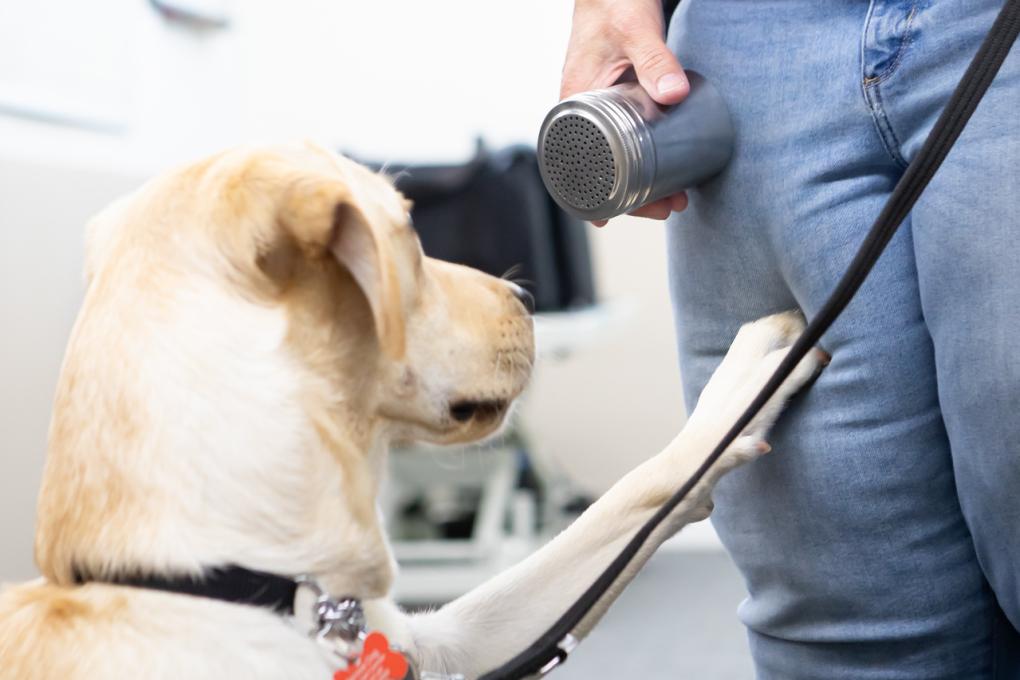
[554,550,753,679]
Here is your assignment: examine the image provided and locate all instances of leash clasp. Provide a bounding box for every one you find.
[537,634,579,676]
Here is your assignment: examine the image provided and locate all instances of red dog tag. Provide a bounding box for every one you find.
[333,632,409,680]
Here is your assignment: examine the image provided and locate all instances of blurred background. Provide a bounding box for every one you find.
[0,0,750,675]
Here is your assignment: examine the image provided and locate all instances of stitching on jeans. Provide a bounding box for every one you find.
[863,1,919,85]
[864,82,909,168]
[860,0,877,85]
[859,1,913,168]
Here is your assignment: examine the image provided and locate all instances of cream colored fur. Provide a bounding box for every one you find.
[0,143,824,679]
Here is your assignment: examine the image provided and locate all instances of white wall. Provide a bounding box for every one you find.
[0,0,714,582]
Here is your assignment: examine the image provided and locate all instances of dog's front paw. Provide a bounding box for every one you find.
[693,311,828,471]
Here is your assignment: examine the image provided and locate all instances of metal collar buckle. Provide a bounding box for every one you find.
[293,576,465,680]
[294,575,367,651]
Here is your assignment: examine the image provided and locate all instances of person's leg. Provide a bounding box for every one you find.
[666,1,999,677]
[874,0,1020,669]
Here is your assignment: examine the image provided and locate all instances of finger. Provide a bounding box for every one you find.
[625,41,689,105]
[629,199,674,220]
[560,57,597,100]
[670,192,689,212]
[561,56,629,100]
[593,193,685,225]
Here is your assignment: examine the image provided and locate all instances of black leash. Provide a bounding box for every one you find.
[480,2,1020,678]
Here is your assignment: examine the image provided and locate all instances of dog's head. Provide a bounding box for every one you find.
[36,143,534,594]
[224,143,536,444]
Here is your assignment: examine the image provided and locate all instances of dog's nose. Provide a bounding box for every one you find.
[508,283,535,314]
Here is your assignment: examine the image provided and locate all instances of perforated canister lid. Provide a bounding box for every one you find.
[538,88,656,221]
[541,114,618,213]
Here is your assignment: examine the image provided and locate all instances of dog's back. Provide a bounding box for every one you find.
[0,581,118,678]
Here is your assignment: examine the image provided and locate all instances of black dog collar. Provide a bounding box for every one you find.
[74,565,299,615]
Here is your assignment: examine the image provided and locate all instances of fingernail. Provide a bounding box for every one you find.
[657,72,688,96]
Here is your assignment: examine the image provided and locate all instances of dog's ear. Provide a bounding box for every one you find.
[274,177,407,359]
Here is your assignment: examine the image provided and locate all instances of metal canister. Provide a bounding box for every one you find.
[537,71,734,221]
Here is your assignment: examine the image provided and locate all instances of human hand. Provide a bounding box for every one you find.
[560,0,690,226]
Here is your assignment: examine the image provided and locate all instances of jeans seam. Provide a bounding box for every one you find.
[863,81,910,169]
[860,1,912,168]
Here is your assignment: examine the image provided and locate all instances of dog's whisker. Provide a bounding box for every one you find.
[499,264,523,281]
[378,161,413,186]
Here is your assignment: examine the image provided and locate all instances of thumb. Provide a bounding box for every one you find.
[627,41,689,105]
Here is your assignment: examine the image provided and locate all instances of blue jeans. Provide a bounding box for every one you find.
[665,1,1020,677]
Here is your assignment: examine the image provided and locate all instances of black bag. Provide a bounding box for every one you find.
[370,143,597,313]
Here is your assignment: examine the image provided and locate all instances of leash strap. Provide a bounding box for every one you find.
[76,565,300,615]
[481,1,1020,677]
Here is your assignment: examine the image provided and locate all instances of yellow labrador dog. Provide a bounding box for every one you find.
[0,143,824,679]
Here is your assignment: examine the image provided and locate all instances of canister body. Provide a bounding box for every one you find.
[537,70,734,221]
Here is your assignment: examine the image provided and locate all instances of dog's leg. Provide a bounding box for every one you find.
[396,311,825,678]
